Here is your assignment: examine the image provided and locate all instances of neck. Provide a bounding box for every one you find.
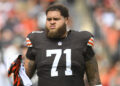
[61,31,68,38]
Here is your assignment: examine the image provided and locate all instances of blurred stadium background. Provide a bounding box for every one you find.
[0,0,120,86]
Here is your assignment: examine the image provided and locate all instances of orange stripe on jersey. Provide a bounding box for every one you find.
[27,43,32,46]
[87,37,94,47]
[89,38,94,41]
[26,42,32,44]
[88,42,94,46]
[26,40,31,42]
[26,38,32,47]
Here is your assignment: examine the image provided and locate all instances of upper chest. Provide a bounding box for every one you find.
[33,34,86,50]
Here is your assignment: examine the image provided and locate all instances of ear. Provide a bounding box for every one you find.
[65,17,69,24]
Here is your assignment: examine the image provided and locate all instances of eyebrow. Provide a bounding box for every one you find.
[47,17,60,21]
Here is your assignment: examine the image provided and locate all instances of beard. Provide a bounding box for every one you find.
[46,23,67,39]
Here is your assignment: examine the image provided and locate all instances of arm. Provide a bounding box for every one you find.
[85,56,101,86]
[24,57,36,79]
[25,33,37,79]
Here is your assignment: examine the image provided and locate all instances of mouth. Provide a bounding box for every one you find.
[50,26,56,29]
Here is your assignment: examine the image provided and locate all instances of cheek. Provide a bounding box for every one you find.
[46,22,50,27]
[56,21,65,28]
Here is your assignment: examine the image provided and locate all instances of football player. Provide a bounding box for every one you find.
[25,4,102,86]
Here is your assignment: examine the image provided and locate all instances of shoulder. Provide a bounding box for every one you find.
[80,31,94,47]
[79,31,93,38]
[27,30,44,39]
[71,30,94,40]
[71,30,94,47]
[26,30,45,47]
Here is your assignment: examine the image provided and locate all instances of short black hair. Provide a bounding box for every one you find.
[46,4,69,18]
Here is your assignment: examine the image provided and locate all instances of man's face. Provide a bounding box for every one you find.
[46,11,68,38]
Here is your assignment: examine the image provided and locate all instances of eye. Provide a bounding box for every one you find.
[54,18,60,21]
[47,18,52,21]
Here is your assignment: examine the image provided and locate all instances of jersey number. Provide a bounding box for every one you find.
[46,49,72,77]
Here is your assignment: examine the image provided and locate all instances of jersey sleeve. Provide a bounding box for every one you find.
[26,33,36,60]
[83,32,95,61]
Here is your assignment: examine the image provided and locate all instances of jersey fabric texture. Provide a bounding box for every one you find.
[26,30,95,86]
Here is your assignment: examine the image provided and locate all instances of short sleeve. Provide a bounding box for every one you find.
[26,37,33,47]
[87,37,94,47]
[26,47,36,60]
[25,33,35,60]
[83,32,95,61]
[83,46,95,61]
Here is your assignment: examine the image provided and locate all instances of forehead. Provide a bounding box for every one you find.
[46,11,62,17]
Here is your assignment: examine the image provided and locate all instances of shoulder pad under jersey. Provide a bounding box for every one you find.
[26,37,32,47]
[32,31,44,33]
[80,31,94,47]
[26,30,44,47]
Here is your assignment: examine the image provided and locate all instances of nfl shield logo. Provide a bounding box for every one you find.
[58,41,62,46]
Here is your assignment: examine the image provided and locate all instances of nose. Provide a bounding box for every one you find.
[50,20,55,25]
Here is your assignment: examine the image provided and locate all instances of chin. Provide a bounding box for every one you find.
[46,24,66,38]
[47,31,59,38]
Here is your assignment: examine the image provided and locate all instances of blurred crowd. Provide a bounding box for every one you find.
[87,0,120,86]
[0,0,120,86]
